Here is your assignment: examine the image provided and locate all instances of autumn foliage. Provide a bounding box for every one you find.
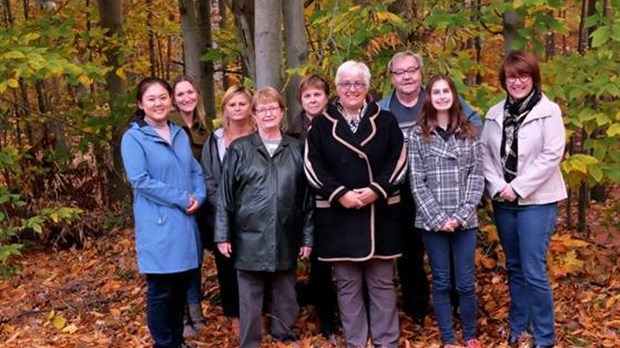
[1,191,618,348]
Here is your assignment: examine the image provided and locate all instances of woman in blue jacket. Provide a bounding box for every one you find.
[121,77,206,348]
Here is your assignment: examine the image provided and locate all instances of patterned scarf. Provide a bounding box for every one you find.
[500,87,542,182]
[336,99,367,133]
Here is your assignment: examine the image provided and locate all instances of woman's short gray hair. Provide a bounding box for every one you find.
[335,60,371,86]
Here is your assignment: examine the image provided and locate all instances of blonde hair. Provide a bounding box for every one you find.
[220,85,254,130]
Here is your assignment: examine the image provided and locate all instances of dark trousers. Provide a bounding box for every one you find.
[396,185,430,317]
[214,247,240,317]
[309,254,337,336]
[146,270,193,348]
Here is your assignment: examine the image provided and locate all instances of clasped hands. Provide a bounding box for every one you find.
[498,184,517,202]
[338,188,378,209]
[440,217,461,232]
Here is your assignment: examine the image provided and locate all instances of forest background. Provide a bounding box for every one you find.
[0,0,618,347]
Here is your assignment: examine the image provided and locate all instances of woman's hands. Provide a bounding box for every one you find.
[440,218,461,232]
[186,195,200,214]
[498,184,517,202]
[338,188,379,209]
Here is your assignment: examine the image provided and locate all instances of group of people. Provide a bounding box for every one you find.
[120,49,566,348]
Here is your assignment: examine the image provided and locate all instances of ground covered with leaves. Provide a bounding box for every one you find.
[0,197,618,348]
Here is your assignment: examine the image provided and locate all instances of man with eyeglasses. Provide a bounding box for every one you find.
[378,51,482,326]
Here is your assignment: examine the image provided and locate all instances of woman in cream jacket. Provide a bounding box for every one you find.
[480,51,566,348]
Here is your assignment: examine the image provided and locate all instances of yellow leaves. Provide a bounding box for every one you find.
[375,11,403,24]
[550,250,585,278]
[115,67,127,80]
[77,74,93,86]
[62,324,78,334]
[52,316,67,330]
[550,233,590,253]
[549,234,589,278]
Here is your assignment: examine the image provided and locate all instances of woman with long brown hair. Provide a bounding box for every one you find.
[408,74,483,348]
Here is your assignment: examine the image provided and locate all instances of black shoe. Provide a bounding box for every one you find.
[412,312,425,325]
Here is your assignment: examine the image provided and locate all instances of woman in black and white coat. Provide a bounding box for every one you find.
[304,60,406,348]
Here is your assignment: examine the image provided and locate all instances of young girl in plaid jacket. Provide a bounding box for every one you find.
[407,74,484,348]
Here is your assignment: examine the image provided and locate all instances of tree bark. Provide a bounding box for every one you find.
[197,0,216,119]
[282,0,308,128]
[255,0,281,88]
[502,9,524,54]
[232,0,256,81]
[96,0,128,205]
[178,0,201,78]
[146,0,157,77]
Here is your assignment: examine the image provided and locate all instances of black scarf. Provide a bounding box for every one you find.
[500,87,542,182]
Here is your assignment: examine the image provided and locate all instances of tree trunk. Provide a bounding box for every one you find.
[146,0,157,77]
[502,9,524,54]
[232,0,256,80]
[282,0,307,128]
[178,0,201,78]
[197,0,216,119]
[545,10,555,61]
[96,0,128,205]
[255,0,281,88]
[218,0,230,90]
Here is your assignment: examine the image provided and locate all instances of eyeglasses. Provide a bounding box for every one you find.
[337,81,367,91]
[255,106,281,115]
[390,66,420,77]
[506,75,531,83]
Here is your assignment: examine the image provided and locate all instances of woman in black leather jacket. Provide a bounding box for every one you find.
[214,87,313,348]
[200,85,254,337]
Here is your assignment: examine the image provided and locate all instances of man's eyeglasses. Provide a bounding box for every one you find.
[390,66,420,77]
[255,106,281,115]
[337,81,367,91]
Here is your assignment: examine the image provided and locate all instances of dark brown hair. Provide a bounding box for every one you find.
[499,50,542,92]
[296,74,330,103]
[418,74,477,142]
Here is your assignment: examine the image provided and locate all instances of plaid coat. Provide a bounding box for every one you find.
[407,125,484,231]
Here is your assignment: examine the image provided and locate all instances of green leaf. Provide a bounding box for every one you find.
[2,51,26,59]
[590,165,603,183]
[607,123,620,137]
[590,26,611,48]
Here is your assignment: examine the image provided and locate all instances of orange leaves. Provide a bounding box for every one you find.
[1,207,619,347]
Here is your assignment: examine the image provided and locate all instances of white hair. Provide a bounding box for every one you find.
[335,60,371,86]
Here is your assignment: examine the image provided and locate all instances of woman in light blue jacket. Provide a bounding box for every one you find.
[121,77,206,348]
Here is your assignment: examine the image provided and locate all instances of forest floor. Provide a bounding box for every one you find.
[0,191,618,348]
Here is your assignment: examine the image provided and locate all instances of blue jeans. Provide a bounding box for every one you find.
[421,227,477,344]
[493,202,557,346]
[146,270,193,348]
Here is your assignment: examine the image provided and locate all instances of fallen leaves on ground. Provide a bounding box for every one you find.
[0,195,618,347]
